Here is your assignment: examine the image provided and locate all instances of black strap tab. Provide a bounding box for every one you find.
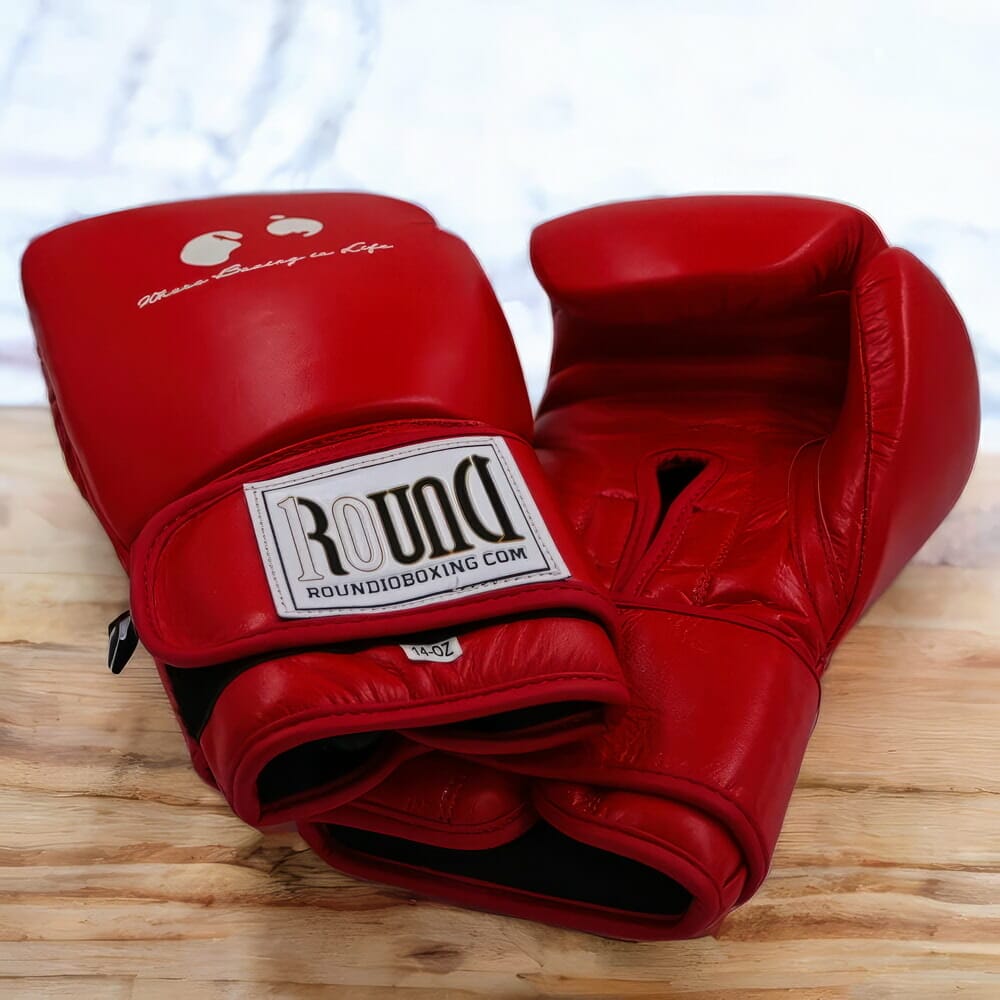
[107,610,139,674]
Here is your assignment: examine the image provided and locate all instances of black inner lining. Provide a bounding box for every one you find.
[166,658,258,739]
[653,459,706,543]
[256,731,387,805]
[327,821,692,916]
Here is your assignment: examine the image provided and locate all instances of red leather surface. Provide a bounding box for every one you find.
[23,193,626,826]
[326,755,536,850]
[303,195,980,938]
[24,194,515,544]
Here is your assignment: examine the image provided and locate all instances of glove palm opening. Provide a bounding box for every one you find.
[326,820,693,918]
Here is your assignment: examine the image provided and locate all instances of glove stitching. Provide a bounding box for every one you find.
[155,579,608,665]
[614,599,823,689]
[787,439,830,625]
[826,276,876,652]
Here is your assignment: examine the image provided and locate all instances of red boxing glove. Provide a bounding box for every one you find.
[302,196,980,937]
[23,193,626,827]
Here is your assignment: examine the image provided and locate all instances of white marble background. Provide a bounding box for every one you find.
[1,0,998,449]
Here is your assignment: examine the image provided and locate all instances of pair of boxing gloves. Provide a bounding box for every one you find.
[23,192,979,939]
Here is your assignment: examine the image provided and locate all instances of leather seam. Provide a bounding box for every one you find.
[826,273,876,651]
[787,440,829,623]
[615,599,821,681]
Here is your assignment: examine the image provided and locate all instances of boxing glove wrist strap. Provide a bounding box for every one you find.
[128,420,616,667]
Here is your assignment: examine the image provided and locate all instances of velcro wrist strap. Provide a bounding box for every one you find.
[129,421,613,666]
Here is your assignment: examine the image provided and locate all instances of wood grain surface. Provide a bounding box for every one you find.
[1,407,998,999]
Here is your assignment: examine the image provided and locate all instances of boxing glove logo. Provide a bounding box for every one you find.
[244,437,569,617]
[265,214,323,238]
[179,215,324,267]
[180,230,244,266]
[140,218,391,308]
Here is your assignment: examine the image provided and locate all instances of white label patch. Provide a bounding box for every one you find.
[244,436,568,618]
[400,637,463,663]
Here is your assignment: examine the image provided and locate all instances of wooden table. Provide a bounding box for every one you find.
[1,407,998,999]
